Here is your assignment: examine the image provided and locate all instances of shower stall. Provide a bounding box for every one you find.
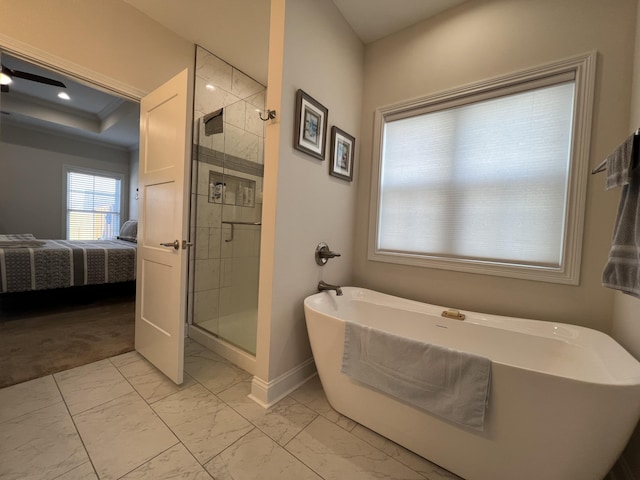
[188,46,264,356]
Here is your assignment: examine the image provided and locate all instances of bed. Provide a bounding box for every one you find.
[0,221,137,294]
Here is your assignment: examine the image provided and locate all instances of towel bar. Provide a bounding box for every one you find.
[221,221,261,242]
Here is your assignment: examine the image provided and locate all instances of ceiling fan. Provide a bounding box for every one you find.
[1,64,67,93]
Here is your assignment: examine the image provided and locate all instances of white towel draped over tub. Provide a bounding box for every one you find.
[341,321,491,431]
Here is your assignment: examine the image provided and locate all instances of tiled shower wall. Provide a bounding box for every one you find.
[188,46,265,349]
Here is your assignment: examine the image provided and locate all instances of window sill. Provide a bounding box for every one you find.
[368,249,580,285]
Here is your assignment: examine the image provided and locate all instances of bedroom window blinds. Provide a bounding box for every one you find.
[66,169,122,240]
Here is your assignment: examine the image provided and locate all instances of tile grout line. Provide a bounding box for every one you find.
[6,349,433,480]
[51,373,100,480]
[181,349,323,473]
[211,377,322,449]
[61,353,185,479]
[347,428,436,480]
[198,425,259,472]
[120,349,250,476]
[109,352,215,479]
[128,348,434,480]
[114,347,436,480]
[112,441,183,480]
[54,359,134,417]
[184,374,270,464]
[0,382,64,425]
[281,416,329,480]
[282,400,434,480]
[112,356,192,473]
[279,394,389,480]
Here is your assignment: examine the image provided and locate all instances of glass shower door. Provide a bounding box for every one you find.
[190,46,264,355]
[218,167,261,353]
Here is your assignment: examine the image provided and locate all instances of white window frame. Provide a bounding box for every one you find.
[62,165,125,240]
[368,52,596,285]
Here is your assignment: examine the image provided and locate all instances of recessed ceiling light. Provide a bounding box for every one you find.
[0,72,12,85]
[58,92,70,100]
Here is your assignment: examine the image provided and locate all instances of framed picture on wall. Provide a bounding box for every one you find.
[294,89,328,160]
[329,126,355,181]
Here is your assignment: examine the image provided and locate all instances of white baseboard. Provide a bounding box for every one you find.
[249,358,317,408]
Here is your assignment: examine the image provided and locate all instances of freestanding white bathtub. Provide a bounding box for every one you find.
[303,287,640,480]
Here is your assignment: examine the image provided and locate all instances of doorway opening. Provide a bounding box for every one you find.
[0,50,140,387]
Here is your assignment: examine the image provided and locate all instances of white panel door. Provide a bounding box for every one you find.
[135,68,192,384]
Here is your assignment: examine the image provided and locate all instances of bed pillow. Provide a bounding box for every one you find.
[117,220,138,243]
[0,233,36,241]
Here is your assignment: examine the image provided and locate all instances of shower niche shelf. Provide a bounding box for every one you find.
[209,171,255,207]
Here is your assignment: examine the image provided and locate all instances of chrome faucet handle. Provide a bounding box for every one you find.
[315,242,341,266]
[319,250,341,258]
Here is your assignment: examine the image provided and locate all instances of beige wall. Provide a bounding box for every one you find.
[615,0,640,363]
[616,288,640,478]
[613,294,640,360]
[611,0,640,475]
[256,0,363,381]
[354,0,637,332]
[129,150,139,220]
[0,124,131,238]
[0,0,187,246]
[0,0,191,236]
[0,0,193,96]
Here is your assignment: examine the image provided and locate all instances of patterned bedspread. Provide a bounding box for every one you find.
[0,239,137,293]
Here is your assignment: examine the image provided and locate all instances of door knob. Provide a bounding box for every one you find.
[160,240,180,250]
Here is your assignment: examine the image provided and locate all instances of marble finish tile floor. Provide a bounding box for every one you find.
[0,339,463,480]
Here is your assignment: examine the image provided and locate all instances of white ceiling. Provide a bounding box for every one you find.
[123,0,271,86]
[0,53,140,150]
[333,0,468,44]
[0,1,466,150]
[123,0,467,85]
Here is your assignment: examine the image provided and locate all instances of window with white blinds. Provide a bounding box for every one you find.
[369,54,595,284]
[65,167,123,240]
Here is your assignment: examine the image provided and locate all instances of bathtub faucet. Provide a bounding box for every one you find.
[318,280,343,296]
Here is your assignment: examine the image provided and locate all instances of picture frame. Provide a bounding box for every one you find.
[329,126,355,181]
[294,89,328,160]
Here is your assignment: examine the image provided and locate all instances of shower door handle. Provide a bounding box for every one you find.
[160,240,180,250]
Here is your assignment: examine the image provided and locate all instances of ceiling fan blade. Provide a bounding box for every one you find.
[2,66,66,88]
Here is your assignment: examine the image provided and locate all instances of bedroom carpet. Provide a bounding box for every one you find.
[0,285,135,388]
